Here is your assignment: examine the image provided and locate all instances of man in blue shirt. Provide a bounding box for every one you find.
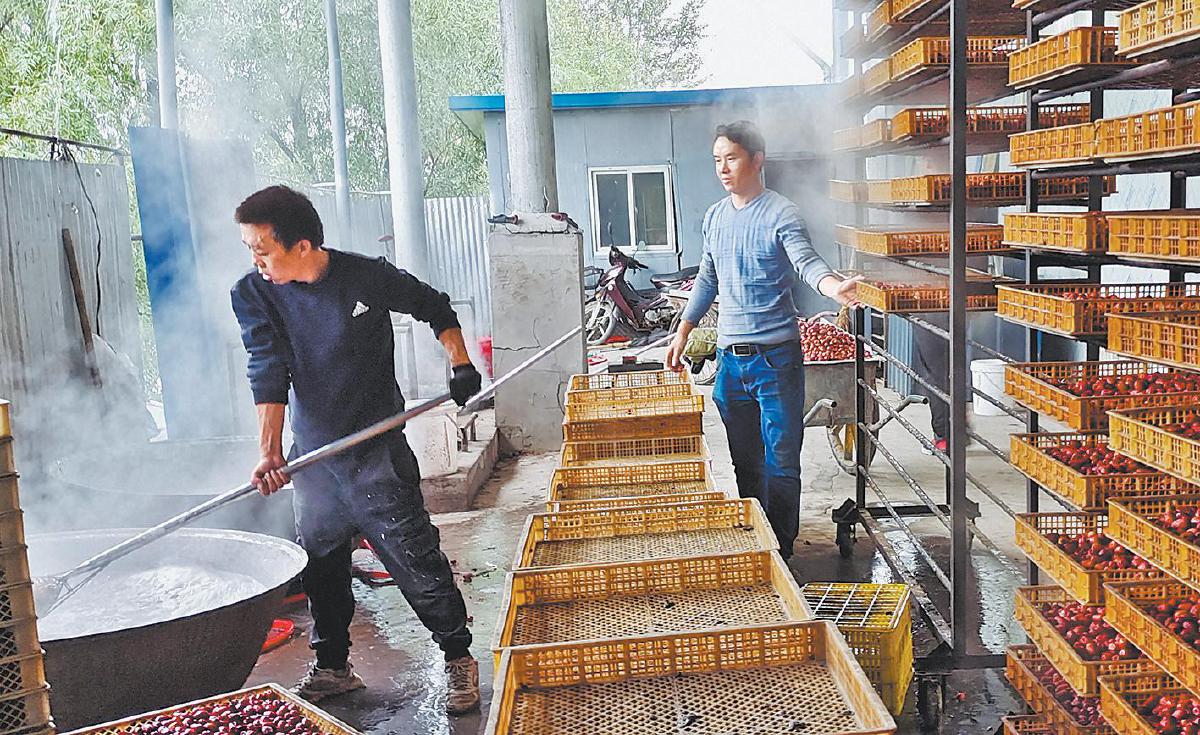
[230,186,482,713]
[666,121,859,560]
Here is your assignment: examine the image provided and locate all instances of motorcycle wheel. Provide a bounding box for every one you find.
[585,300,619,346]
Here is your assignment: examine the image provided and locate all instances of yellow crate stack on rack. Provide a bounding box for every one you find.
[1118,0,1200,58]
[1004,212,1108,254]
[1107,211,1200,262]
[0,401,54,735]
[1009,27,1133,88]
[1096,100,1200,160]
[1010,122,1098,167]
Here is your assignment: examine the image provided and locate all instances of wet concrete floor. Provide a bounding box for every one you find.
[249,374,1043,734]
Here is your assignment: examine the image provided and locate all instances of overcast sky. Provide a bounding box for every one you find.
[696,0,834,88]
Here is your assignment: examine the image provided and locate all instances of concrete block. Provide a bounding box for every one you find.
[488,226,585,452]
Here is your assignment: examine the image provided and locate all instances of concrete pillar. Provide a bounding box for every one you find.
[155,0,178,130]
[500,0,558,213]
[489,217,584,451]
[325,0,353,247]
[378,0,431,280]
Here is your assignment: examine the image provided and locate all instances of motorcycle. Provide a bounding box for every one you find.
[584,243,698,346]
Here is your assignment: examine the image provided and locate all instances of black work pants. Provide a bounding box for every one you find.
[290,434,471,668]
[912,312,950,440]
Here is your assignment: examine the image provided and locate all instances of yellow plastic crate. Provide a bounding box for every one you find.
[1107,211,1200,262]
[70,684,360,734]
[834,126,862,151]
[1013,512,1163,604]
[565,380,694,406]
[492,550,812,669]
[1003,360,1200,431]
[867,179,896,204]
[1004,212,1107,254]
[855,225,1007,256]
[1013,585,1153,695]
[559,435,709,467]
[486,620,897,735]
[513,498,777,570]
[1109,406,1200,487]
[866,0,893,40]
[568,370,691,392]
[1010,431,1191,510]
[801,582,913,716]
[546,460,714,505]
[562,394,705,442]
[887,173,1112,206]
[1010,122,1098,167]
[997,282,1200,338]
[832,180,869,203]
[1009,27,1131,88]
[1099,671,1194,735]
[1107,493,1200,591]
[861,119,892,149]
[1118,0,1200,58]
[891,0,939,20]
[1108,311,1200,373]
[1006,645,1114,735]
[1097,100,1200,160]
[890,104,1092,143]
[892,36,1024,81]
[1002,715,1055,734]
[1105,579,1200,703]
[863,58,893,94]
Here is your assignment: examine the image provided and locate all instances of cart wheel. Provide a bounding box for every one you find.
[917,676,942,733]
[836,524,855,558]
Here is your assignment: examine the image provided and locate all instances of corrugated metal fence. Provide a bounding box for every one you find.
[0,156,141,402]
[424,196,492,338]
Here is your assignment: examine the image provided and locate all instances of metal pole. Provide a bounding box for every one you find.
[854,306,868,508]
[1024,5,1041,587]
[378,0,432,280]
[948,0,969,659]
[154,0,179,130]
[325,0,353,248]
[500,0,559,213]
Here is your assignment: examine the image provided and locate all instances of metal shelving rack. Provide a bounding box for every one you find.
[834,0,1200,730]
[833,2,1029,729]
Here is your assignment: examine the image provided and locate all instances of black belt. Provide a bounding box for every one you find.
[725,340,795,357]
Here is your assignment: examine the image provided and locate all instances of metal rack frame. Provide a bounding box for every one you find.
[835,1,1200,729]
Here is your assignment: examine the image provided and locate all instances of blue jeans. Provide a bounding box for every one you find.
[713,340,806,558]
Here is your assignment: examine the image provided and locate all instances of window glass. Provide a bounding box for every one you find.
[632,172,669,249]
[595,173,631,248]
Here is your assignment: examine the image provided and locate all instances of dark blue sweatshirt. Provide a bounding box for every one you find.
[230,249,460,448]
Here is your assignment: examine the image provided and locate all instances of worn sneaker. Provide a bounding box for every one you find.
[293,662,366,702]
[445,656,480,715]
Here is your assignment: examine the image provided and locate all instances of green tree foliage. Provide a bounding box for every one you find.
[1,0,706,195]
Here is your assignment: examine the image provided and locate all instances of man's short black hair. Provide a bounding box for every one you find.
[715,120,766,157]
[234,185,324,250]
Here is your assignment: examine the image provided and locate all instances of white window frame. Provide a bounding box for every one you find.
[587,165,678,255]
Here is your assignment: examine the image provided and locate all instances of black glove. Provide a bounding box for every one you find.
[450,363,482,407]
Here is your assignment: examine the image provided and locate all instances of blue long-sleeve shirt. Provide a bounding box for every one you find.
[230,249,460,448]
[681,189,834,348]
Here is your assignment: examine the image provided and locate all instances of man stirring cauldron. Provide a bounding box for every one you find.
[229,186,482,713]
[666,121,859,560]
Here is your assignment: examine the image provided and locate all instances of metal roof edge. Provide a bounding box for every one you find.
[448,84,831,113]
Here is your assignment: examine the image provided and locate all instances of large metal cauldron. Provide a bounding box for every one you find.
[49,438,296,541]
[28,528,307,731]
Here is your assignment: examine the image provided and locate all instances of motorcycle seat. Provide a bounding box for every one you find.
[651,266,699,282]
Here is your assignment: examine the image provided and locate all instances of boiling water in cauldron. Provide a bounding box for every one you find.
[38,565,266,640]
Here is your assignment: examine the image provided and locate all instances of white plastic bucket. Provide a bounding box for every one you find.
[971,359,1009,417]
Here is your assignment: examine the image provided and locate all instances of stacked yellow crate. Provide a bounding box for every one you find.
[486,371,897,734]
[0,402,54,735]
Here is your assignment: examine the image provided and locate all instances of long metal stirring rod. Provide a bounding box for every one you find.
[40,324,584,612]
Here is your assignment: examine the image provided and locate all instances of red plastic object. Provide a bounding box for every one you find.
[260,618,296,654]
[478,337,494,378]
